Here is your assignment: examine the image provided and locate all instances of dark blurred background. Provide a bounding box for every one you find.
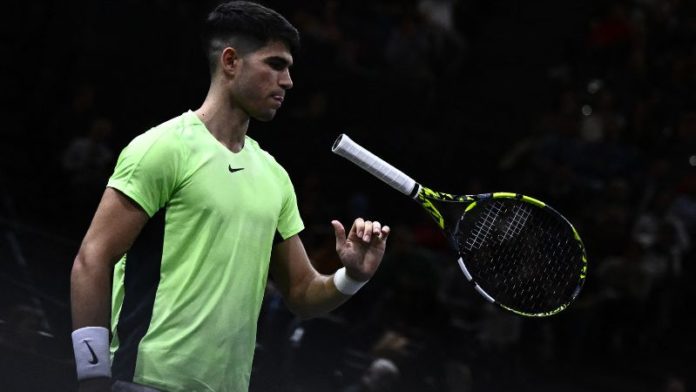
[1,0,695,391]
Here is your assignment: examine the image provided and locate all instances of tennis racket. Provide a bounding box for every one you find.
[332,134,587,317]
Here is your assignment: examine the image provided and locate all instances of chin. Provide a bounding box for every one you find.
[252,110,277,122]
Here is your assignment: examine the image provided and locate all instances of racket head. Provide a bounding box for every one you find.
[420,190,587,317]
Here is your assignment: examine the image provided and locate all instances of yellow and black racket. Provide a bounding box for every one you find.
[332,134,587,317]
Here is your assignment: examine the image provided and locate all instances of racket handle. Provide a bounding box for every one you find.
[332,134,420,198]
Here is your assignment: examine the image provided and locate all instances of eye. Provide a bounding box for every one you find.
[266,58,290,71]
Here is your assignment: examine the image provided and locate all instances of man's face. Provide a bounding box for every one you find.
[231,40,294,121]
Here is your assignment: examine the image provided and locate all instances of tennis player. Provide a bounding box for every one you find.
[70,2,390,391]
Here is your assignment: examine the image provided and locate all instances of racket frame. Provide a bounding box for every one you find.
[332,134,588,317]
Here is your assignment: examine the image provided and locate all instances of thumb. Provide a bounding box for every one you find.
[331,220,347,250]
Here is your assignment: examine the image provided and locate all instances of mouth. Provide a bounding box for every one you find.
[270,95,284,109]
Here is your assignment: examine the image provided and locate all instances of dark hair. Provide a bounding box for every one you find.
[202,1,300,73]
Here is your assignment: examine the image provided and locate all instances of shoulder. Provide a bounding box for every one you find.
[131,113,189,146]
[122,113,190,158]
[245,136,290,177]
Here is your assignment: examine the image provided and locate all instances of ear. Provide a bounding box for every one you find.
[220,47,239,77]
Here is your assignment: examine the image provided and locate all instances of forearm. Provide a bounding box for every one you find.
[71,251,115,387]
[70,250,114,329]
[285,271,353,319]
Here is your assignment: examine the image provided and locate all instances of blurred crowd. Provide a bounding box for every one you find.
[1,0,695,391]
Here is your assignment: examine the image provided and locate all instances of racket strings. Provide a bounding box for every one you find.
[500,203,532,242]
[456,199,583,315]
[464,202,502,251]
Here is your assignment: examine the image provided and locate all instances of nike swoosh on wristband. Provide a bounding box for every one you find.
[228,165,244,173]
[84,341,99,365]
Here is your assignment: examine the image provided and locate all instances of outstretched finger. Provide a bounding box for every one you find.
[331,220,347,249]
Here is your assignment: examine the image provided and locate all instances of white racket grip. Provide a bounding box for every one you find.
[332,134,420,198]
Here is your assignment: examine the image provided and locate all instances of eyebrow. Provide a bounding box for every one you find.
[266,56,293,68]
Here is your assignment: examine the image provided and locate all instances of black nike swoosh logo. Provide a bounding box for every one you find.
[84,341,99,365]
[228,165,244,173]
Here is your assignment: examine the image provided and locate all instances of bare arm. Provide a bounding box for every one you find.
[269,219,390,319]
[71,187,149,329]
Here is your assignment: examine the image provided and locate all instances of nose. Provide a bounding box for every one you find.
[279,68,293,90]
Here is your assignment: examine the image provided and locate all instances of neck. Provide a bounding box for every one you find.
[195,85,249,153]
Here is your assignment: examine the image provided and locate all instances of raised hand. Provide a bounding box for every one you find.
[331,218,390,282]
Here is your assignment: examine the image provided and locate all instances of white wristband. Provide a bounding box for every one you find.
[333,267,368,295]
[72,326,112,381]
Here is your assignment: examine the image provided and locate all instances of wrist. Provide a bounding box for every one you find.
[72,326,112,381]
[333,267,368,295]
